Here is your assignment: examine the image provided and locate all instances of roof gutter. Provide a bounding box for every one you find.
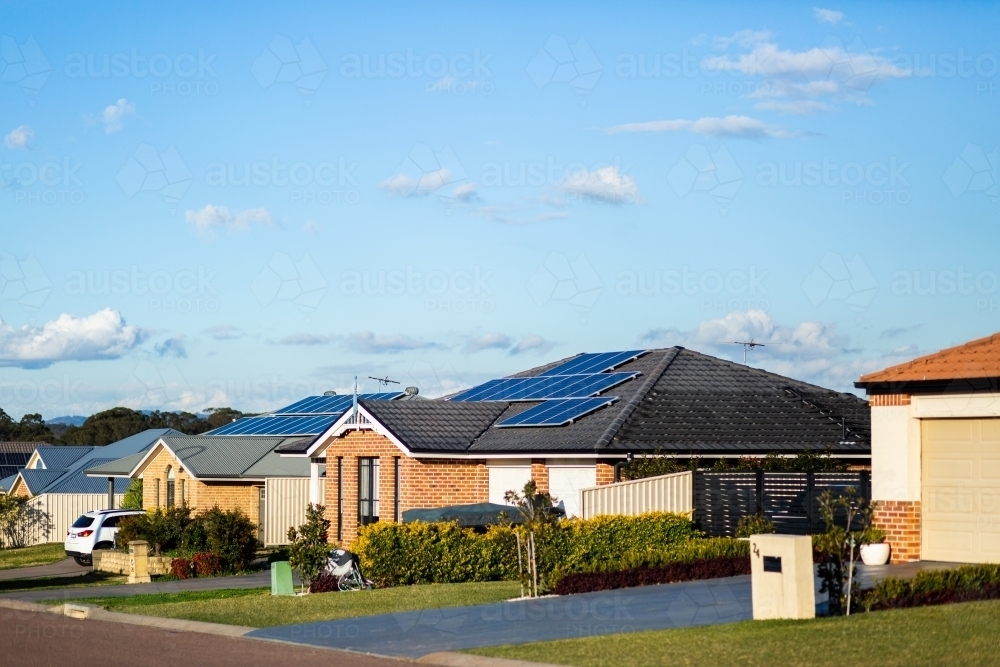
[594,347,681,450]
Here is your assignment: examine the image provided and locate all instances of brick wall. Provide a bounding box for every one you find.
[139,446,261,523]
[531,460,549,494]
[322,429,489,545]
[596,463,615,486]
[869,394,911,406]
[873,500,921,563]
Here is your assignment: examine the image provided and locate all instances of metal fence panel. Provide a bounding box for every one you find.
[264,478,324,546]
[25,494,125,546]
[580,471,692,519]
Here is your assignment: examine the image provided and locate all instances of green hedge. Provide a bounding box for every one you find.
[353,512,700,589]
[860,564,1000,612]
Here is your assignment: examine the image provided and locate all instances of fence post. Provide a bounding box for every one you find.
[806,472,815,533]
[755,470,764,515]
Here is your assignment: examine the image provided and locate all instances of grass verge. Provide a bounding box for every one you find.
[56,580,522,627]
[0,543,68,570]
[468,599,1000,667]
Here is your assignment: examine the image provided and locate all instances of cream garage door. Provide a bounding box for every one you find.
[488,466,532,505]
[548,466,596,518]
[922,418,1000,563]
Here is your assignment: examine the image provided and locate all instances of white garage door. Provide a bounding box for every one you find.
[922,418,1000,563]
[548,466,596,518]
[488,466,532,505]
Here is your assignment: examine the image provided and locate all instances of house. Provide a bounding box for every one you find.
[278,347,871,544]
[2,430,177,545]
[85,434,317,545]
[0,441,49,490]
[856,332,1000,564]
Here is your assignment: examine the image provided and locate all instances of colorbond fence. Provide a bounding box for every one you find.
[580,471,693,519]
[25,493,125,546]
[263,477,324,546]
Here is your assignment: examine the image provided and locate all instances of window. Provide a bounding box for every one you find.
[155,479,161,508]
[71,516,95,528]
[358,457,380,526]
[101,515,121,528]
[166,467,175,508]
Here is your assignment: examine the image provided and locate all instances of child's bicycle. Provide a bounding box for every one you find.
[324,549,373,591]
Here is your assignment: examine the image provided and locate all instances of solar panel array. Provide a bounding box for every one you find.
[538,350,646,376]
[207,392,405,436]
[449,372,636,402]
[207,415,340,436]
[275,392,404,415]
[495,397,619,428]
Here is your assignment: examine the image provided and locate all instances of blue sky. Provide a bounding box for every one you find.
[1,1,998,417]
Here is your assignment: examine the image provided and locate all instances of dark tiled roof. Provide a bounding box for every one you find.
[361,400,510,452]
[0,442,49,454]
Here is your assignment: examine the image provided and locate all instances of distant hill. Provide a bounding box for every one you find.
[47,416,88,427]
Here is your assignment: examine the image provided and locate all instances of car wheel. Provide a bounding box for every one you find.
[73,555,91,566]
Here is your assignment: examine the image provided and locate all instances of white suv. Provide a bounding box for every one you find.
[65,509,145,566]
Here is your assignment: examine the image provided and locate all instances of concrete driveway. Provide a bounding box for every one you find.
[249,575,753,658]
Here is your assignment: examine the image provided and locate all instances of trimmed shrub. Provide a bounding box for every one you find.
[352,512,698,589]
[860,564,1000,612]
[735,513,775,538]
[170,557,193,579]
[553,556,751,595]
[192,552,222,577]
[200,506,259,573]
[115,506,194,555]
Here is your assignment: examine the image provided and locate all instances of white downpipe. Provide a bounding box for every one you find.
[309,461,321,506]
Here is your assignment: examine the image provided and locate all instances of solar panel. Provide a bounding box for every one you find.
[449,372,636,402]
[207,415,339,436]
[538,350,646,376]
[274,392,405,415]
[495,397,618,428]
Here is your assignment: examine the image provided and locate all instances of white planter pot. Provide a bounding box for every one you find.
[860,542,891,565]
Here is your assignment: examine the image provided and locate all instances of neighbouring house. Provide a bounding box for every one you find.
[1,430,177,545]
[278,347,871,544]
[0,441,50,490]
[856,331,1000,564]
[85,434,317,545]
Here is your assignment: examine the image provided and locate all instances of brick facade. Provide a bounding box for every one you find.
[139,445,262,522]
[531,460,549,494]
[596,462,615,486]
[873,500,921,563]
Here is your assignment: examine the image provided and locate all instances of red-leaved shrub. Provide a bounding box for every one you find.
[552,556,751,595]
[309,572,340,594]
[192,552,222,578]
[170,557,193,579]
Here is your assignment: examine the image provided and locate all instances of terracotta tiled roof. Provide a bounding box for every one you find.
[857,332,1000,384]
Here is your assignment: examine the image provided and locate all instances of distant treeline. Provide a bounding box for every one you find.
[0,407,251,446]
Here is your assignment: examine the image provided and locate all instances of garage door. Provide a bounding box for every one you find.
[922,418,1000,563]
[488,465,532,505]
[548,466,596,518]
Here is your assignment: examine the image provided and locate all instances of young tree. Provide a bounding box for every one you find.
[504,480,558,598]
[287,504,331,594]
[815,487,876,615]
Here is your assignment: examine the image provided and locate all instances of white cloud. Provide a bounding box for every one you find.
[203,325,243,341]
[452,182,480,203]
[754,100,832,115]
[184,204,273,232]
[101,98,135,134]
[155,335,187,358]
[813,7,845,24]
[713,29,772,50]
[4,125,34,149]
[276,333,337,346]
[0,308,144,368]
[561,165,641,203]
[379,169,452,197]
[303,220,322,235]
[464,332,514,354]
[608,115,805,139]
[511,334,555,355]
[346,331,445,354]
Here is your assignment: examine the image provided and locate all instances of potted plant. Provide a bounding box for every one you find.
[859,526,889,565]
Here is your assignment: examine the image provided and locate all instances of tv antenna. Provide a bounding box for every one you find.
[368,376,400,390]
[730,340,765,365]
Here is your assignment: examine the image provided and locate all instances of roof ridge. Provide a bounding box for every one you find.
[858,330,1000,384]
[595,347,681,449]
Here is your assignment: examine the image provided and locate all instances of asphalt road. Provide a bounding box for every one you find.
[0,609,405,667]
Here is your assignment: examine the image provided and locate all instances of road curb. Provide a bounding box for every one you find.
[419,651,562,667]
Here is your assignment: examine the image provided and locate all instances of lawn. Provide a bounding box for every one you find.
[59,580,522,627]
[0,543,68,570]
[469,599,1000,667]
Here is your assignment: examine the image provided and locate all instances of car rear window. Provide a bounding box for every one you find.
[71,516,95,528]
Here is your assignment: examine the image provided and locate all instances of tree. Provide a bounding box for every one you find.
[814,487,876,615]
[58,408,150,445]
[0,494,50,549]
[504,480,558,598]
[287,504,331,594]
[121,479,143,510]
